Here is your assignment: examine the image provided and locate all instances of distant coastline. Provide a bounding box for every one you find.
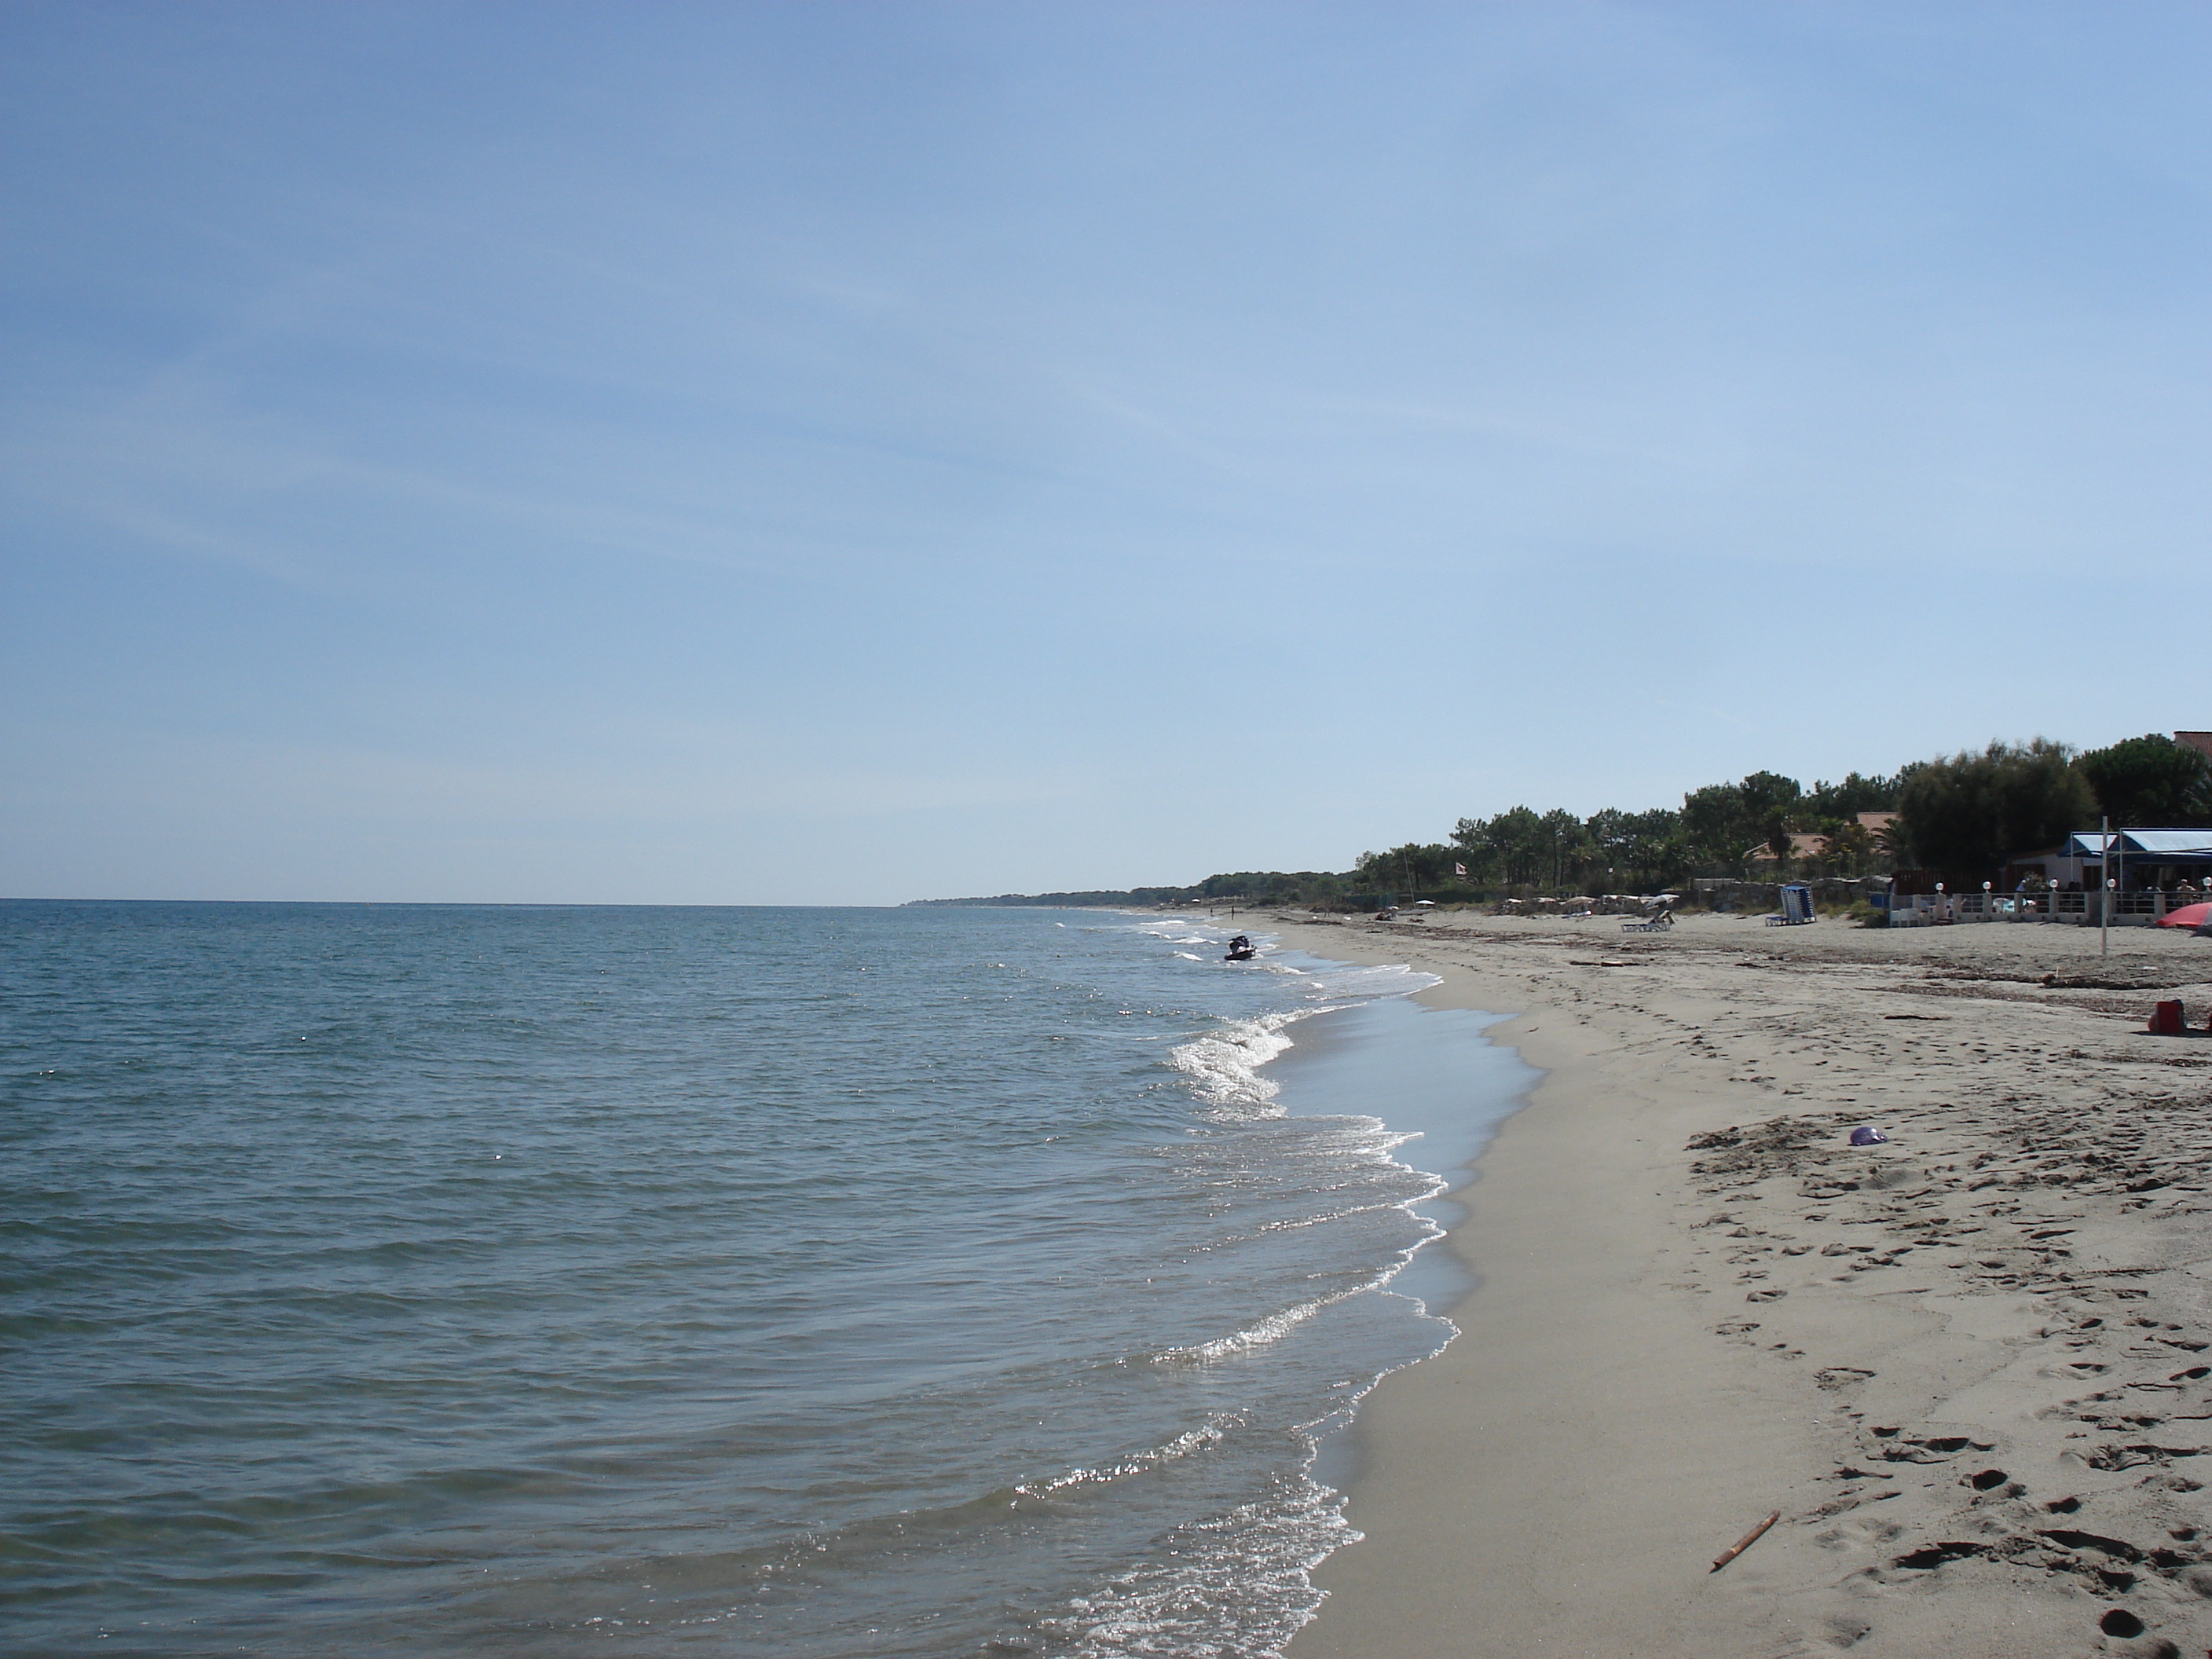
[906,869,1374,909]
[903,875,1350,908]
[903,888,1190,908]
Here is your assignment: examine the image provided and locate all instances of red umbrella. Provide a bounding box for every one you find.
[2157,901,2212,929]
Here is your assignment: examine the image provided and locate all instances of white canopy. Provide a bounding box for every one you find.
[2064,830,2212,858]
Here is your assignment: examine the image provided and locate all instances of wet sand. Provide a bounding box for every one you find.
[1274,910,2212,1659]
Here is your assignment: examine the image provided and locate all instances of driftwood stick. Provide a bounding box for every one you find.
[1710,1511,1781,1573]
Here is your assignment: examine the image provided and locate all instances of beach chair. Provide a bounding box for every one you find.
[1622,909,1674,933]
[1765,884,1816,926]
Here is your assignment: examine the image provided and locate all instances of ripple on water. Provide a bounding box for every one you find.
[0,901,1520,1655]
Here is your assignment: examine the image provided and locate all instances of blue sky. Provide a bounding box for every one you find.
[5,2,2207,903]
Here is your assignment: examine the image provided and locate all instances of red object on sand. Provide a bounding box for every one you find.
[2157,901,2212,929]
[2149,1001,2185,1035]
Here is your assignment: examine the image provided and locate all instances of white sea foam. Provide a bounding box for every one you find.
[1165,1012,1307,1118]
[1162,1288,1355,1363]
[1154,1190,1448,1370]
[1040,1476,1358,1659]
[1287,959,1441,1001]
[1014,1416,1240,1498]
[1253,1198,1409,1233]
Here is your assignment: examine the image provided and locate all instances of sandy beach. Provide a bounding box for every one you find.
[1275,910,2212,1659]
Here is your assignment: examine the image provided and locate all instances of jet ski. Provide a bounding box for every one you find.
[1224,934,1257,962]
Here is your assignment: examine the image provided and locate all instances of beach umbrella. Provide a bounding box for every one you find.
[2156,901,2212,930]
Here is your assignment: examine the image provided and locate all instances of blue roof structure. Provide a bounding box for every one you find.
[2064,830,2212,858]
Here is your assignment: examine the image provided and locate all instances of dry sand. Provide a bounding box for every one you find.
[1271,910,2212,1659]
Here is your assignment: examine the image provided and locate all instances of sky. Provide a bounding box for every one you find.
[4,2,2208,905]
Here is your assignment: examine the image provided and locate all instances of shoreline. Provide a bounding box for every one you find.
[1264,911,2212,1658]
[1253,985,1541,1503]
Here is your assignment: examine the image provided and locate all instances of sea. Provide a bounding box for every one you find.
[0,901,1535,1657]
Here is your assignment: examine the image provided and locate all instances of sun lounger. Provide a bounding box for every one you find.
[1622,910,1674,933]
[1765,884,1816,926]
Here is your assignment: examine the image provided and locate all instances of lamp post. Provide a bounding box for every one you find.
[2100,815,2111,959]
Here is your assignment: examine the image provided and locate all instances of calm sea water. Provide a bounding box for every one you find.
[0,902,1532,1657]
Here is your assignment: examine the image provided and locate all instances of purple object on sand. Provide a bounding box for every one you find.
[1849,1125,1887,1147]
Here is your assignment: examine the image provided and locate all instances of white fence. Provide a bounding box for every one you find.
[1888,888,2205,927]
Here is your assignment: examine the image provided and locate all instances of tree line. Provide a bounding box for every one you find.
[1363,769,1900,895]
[1356,732,2211,899]
[910,734,2211,908]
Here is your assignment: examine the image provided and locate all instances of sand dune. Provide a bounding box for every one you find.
[1273,910,2212,1659]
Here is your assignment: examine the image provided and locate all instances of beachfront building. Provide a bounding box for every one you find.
[2019,830,2212,925]
[1885,829,2212,926]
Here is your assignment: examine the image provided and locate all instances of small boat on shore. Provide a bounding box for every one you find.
[1224,934,1257,962]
